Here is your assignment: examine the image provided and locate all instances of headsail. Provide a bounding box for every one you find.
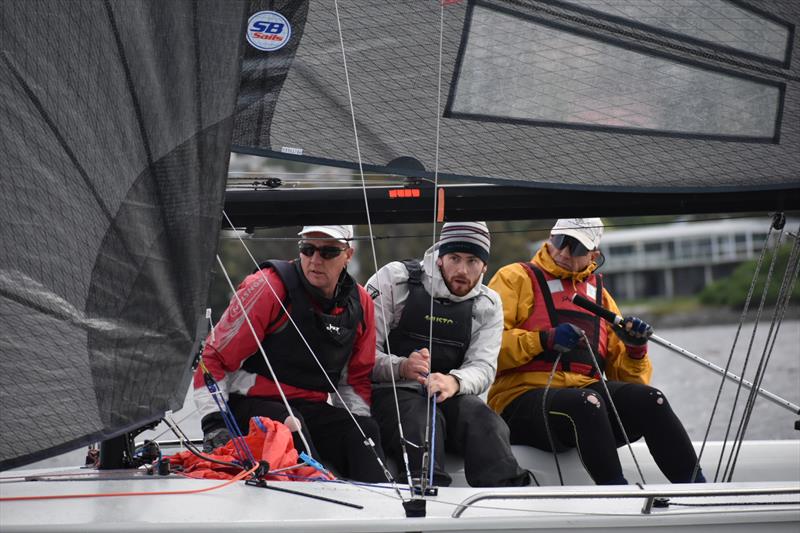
[230,0,799,222]
[0,1,247,469]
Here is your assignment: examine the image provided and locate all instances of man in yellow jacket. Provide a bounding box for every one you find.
[488,218,704,485]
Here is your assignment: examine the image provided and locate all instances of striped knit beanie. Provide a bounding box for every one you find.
[437,222,491,264]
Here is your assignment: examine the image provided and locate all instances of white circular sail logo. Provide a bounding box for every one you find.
[246,11,291,52]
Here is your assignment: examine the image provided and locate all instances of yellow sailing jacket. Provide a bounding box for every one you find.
[487,243,652,415]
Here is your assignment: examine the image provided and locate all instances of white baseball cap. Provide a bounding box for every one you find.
[551,218,603,251]
[298,225,354,244]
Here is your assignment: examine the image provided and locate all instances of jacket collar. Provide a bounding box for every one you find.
[532,242,597,282]
[294,260,355,312]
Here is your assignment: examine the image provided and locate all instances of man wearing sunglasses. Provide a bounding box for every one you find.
[193,224,386,482]
[487,218,704,485]
[367,222,530,488]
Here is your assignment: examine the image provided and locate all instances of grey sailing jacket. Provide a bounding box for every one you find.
[367,245,503,395]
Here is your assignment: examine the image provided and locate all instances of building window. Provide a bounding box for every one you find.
[696,238,712,259]
[667,241,676,260]
[752,232,768,251]
[717,234,735,257]
[735,233,748,254]
[676,240,694,260]
[644,242,662,253]
[609,244,635,257]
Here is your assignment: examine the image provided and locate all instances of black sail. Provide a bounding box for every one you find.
[230,0,800,221]
[0,1,247,469]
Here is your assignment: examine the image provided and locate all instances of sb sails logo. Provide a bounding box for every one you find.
[246,11,291,51]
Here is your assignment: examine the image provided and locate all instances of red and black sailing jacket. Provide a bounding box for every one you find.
[241,260,363,392]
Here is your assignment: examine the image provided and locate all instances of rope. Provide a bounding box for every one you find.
[542,354,565,485]
[428,394,439,487]
[583,333,647,485]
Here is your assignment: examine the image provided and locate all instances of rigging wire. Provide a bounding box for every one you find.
[725,223,800,481]
[419,0,449,496]
[331,0,413,496]
[714,217,784,481]
[693,215,777,483]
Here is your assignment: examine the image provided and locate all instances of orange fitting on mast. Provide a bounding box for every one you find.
[436,187,445,222]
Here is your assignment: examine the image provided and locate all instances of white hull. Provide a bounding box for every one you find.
[2,440,798,532]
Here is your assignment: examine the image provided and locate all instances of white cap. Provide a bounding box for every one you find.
[551,218,603,251]
[298,225,354,244]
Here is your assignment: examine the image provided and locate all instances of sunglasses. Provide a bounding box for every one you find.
[551,234,591,257]
[298,242,348,260]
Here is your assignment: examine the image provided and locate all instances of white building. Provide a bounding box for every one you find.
[600,218,787,301]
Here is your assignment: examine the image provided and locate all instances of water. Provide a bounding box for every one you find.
[648,320,800,441]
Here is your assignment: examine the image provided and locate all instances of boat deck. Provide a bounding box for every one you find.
[2,440,798,532]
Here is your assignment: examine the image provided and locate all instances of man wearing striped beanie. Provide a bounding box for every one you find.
[435,222,491,295]
[368,221,531,488]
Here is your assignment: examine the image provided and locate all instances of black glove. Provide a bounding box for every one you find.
[615,316,653,346]
[201,413,231,453]
[542,323,584,353]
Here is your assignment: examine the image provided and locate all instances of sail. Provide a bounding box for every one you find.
[0,1,246,470]
[231,0,800,213]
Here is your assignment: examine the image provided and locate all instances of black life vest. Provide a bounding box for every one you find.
[386,259,473,374]
[241,260,363,392]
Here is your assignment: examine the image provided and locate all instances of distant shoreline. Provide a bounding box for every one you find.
[623,305,800,329]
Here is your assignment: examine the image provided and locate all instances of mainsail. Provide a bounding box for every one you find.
[230,0,799,223]
[0,1,246,469]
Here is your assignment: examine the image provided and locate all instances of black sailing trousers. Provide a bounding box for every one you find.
[372,387,530,487]
[229,395,387,483]
[501,381,702,485]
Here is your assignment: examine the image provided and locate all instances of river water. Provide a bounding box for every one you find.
[647,320,799,440]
